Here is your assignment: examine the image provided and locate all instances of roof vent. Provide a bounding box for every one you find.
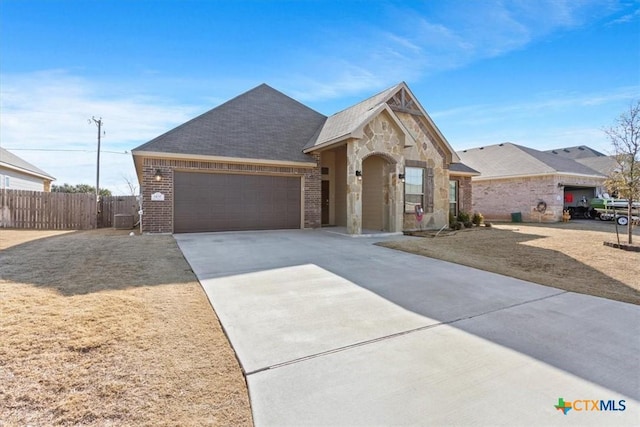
[563,149,570,152]
[578,146,585,150]
[479,147,484,150]
[499,143,504,146]
[463,150,467,153]
[552,150,558,154]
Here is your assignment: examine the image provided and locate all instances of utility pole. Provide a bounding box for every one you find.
[90,117,103,226]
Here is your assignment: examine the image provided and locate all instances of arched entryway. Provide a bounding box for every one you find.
[362,155,391,231]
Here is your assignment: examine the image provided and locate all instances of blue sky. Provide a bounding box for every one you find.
[1,0,638,194]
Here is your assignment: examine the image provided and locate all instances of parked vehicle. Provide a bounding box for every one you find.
[590,197,640,225]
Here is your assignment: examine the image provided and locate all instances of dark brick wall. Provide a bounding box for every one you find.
[142,164,173,233]
[141,157,320,233]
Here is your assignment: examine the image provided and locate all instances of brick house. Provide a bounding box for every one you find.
[132,82,476,234]
[457,143,607,222]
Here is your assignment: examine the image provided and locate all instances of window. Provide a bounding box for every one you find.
[4,176,9,189]
[404,167,424,213]
[449,180,458,217]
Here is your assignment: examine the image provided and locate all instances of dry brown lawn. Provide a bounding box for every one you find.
[379,221,640,305]
[0,229,252,426]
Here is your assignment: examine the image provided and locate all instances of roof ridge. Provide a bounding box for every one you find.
[133,83,325,153]
[132,83,326,163]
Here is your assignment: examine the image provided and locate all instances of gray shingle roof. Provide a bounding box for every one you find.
[456,143,604,179]
[133,84,327,163]
[0,147,55,179]
[576,156,618,176]
[134,82,460,165]
[303,83,402,150]
[449,162,479,175]
[544,145,605,159]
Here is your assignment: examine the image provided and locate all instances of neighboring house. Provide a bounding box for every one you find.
[132,82,475,234]
[0,147,55,192]
[457,143,607,222]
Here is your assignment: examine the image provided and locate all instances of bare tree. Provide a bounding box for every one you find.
[604,100,640,245]
[122,174,139,196]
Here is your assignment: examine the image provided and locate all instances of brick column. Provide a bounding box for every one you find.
[141,162,173,233]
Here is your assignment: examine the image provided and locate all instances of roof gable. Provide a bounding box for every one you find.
[457,143,604,179]
[0,147,55,180]
[133,84,326,163]
[303,82,459,162]
[303,84,402,150]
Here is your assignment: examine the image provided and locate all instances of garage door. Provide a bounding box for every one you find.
[174,172,301,233]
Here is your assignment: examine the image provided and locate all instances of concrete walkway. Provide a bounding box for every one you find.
[175,229,639,426]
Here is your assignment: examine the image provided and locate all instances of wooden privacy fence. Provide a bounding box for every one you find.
[99,196,140,228]
[1,189,97,230]
[0,190,141,230]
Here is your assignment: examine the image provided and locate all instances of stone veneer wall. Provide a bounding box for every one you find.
[346,113,404,234]
[141,155,320,233]
[471,175,605,222]
[395,112,448,230]
[344,111,449,233]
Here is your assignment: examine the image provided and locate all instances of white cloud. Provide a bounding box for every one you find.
[0,70,200,194]
[393,0,619,64]
[607,6,640,25]
[282,0,624,102]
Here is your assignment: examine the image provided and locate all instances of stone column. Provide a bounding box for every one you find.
[346,144,362,235]
[392,163,404,232]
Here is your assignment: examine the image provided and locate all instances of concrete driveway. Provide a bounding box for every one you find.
[175,230,639,426]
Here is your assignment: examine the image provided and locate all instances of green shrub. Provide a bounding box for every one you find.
[457,211,471,224]
[485,222,492,228]
[472,212,484,226]
[450,221,462,230]
[463,221,474,228]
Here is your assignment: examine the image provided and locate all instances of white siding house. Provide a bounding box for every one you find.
[0,148,55,191]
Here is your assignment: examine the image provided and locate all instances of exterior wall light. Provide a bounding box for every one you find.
[355,170,362,181]
[398,173,405,183]
[154,169,162,181]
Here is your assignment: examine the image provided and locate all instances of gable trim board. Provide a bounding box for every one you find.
[133,82,470,234]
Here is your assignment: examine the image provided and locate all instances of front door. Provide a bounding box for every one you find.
[362,156,386,231]
[321,180,330,225]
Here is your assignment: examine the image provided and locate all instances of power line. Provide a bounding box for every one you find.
[3,148,129,154]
